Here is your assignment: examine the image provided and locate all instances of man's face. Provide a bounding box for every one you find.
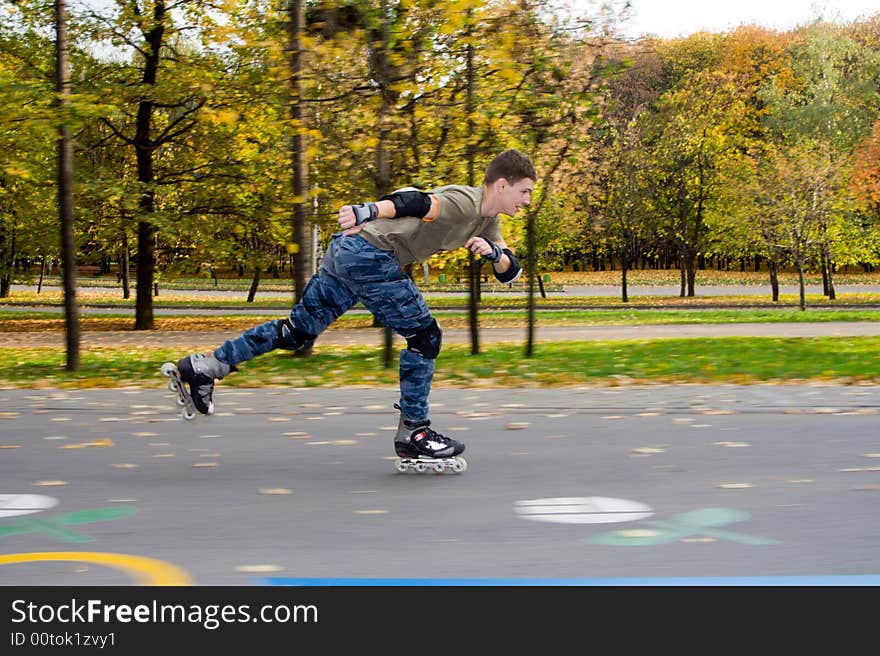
[496,177,534,216]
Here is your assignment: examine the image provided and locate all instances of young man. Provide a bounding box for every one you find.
[167,148,536,463]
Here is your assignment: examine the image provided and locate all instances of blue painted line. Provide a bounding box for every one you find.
[262,574,880,586]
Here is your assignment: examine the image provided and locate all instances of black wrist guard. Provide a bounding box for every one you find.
[481,241,503,264]
[352,202,379,225]
[494,249,522,284]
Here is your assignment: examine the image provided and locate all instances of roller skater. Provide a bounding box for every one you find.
[161,149,536,473]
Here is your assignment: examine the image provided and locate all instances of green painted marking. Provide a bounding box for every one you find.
[0,506,137,543]
[586,508,780,546]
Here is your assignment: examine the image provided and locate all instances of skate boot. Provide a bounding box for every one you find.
[393,407,467,474]
[161,353,232,420]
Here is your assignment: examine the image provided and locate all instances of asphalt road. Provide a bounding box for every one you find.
[1,384,878,586]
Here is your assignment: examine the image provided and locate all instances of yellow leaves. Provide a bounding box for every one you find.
[208,24,238,45]
[4,165,32,180]
[199,108,240,126]
[285,242,299,255]
[497,67,522,85]
[349,136,378,153]
[214,109,240,125]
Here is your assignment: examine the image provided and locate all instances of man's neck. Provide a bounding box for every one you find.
[479,184,496,217]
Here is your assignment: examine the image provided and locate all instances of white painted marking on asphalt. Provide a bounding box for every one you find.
[514,497,653,524]
[0,494,58,518]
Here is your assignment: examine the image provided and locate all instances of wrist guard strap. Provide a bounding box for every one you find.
[352,202,379,225]
[482,241,503,264]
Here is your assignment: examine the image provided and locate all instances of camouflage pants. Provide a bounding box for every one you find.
[214,233,436,421]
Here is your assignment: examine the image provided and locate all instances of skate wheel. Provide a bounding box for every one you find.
[432,462,445,473]
[395,459,408,473]
[182,407,197,421]
[168,379,178,392]
[175,396,185,407]
[415,462,427,473]
[451,457,467,473]
[160,362,177,377]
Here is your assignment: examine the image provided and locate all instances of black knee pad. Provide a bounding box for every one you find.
[277,318,316,351]
[405,319,442,359]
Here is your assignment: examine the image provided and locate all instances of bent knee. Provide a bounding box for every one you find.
[404,319,442,359]
[277,318,316,351]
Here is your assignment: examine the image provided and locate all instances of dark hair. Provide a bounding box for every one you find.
[483,149,537,185]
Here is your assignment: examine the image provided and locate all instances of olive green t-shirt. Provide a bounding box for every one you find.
[358,185,503,266]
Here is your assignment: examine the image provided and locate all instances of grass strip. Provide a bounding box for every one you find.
[1,336,877,389]
[4,291,880,310]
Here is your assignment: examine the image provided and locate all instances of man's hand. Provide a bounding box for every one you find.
[338,202,378,235]
[338,205,360,234]
[465,237,503,263]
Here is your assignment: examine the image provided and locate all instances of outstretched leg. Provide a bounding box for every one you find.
[172,238,356,415]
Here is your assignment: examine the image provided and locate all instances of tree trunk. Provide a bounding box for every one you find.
[289,0,310,306]
[247,264,260,303]
[465,11,480,356]
[679,254,686,298]
[685,248,697,297]
[0,220,11,298]
[768,259,779,302]
[525,207,537,357]
[824,251,836,300]
[621,263,629,303]
[797,263,806,311]
[38,255,46,294]
[468,252,480,355]
[373,0,395,369]
[120,237,130,300]
[133,1,166,331]
[134,218,155,330]
[56,0,79,368]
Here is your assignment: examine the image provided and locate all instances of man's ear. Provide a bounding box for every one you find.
[494,177,509,192]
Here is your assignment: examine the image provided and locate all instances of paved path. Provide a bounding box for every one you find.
[2,322,880,349]
[0,385,877,585]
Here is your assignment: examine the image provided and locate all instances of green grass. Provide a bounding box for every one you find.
[3,306,879,330]
[2,337,878,389]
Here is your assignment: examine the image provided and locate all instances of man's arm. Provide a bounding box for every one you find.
[463,237,522,283]
[338,189,440,234]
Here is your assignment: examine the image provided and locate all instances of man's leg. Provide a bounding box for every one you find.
[214,238,356,366]
[358,274,464,459]
[396,318,441,422]
[213,273,354,365]
[358,275,435,421]
[178,239,355,414]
